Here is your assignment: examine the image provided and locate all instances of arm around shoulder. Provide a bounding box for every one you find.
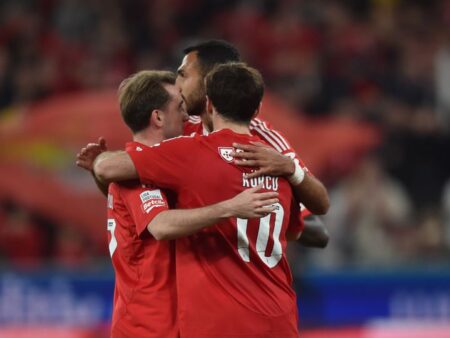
[93,151,138,183]
[288,161,329,215]
[148,186,279,240]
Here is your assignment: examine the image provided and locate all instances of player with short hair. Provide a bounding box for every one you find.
[87,69,281,337]
[178,39,329,245]
[93,63,314,338]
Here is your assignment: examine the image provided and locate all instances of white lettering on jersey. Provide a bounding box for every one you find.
[140,190,163,202]
[242,174,279,191]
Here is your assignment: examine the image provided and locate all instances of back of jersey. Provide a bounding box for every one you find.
[176,130,300,338]
[128,129,301,338]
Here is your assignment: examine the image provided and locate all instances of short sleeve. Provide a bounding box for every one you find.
[249,117,309,172]
[300,204,312,219]
[127,136,195,190]
[120,185,170,238]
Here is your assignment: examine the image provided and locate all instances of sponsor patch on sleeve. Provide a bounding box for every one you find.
[140,189,167,213]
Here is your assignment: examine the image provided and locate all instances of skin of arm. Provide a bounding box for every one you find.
[291,174,330,215]
[231,142,330,215]
[287,215,329,248]
[93,150,139,184]
[300,215,329,248]
[148,186,279,240]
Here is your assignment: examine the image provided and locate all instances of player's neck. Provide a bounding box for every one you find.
[133,129,163,147]
[199,111,211,132]
[212,116,251,135]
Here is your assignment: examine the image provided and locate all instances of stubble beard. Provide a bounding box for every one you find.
[186,84,206,117]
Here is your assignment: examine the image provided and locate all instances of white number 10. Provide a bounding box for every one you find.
[237,203,284,268]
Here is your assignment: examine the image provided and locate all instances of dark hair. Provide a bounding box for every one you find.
[205,63,264,124]
[118,70,176,133]
[183,39,240,75]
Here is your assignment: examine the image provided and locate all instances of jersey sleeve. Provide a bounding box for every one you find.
[119,185,170,238]
[249,117,309,172]
[300,204,312,219]
[287,199,304,238]
[127,136,194,190]
[250,117,314,219]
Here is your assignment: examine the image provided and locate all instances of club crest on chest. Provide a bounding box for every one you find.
[218,147,234,162]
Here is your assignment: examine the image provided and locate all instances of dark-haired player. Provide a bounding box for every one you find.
[178,40,329,245]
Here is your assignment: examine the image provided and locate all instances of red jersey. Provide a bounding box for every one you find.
[128,129,302,338]
[107,142,178,338]
[184,116,300,158]
[185,115,309,237]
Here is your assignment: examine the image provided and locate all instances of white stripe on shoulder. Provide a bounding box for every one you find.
[250,119,288,151]
[251,118,290,150]
[262,123,290,149]
[250,121,286,152]
[250,125,282,152]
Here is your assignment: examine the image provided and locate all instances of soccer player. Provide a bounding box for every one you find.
[86,70,280,337]
[93,63,315,337]
[177,40,329,246]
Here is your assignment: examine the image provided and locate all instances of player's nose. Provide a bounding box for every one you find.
[176,76,183,87]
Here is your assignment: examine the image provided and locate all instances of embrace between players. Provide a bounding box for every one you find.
[76,40,330,338]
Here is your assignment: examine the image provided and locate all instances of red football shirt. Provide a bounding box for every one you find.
[107,142,178,338]
[128,129,302,338]
[185,115,308,237]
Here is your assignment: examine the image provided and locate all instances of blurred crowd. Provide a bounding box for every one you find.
[0,199,96,267]
[0,0,450,269]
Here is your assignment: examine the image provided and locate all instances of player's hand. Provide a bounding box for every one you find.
[231,142,295,179]
[225,185,279,219]
[76,137,108,172]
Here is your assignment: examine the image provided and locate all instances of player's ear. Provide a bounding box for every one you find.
[206,96,213,116]
[252,102,262,119]
[150,109,164,128]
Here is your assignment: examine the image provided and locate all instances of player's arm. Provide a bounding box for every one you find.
[299,215,329,248]
[231,142,329,215]
[93,150,138,183]
[148,186,278,240]
[290,214,329,248]
[95,136,195,191]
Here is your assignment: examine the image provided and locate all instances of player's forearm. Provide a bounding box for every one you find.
[148,201,235,240]
[296,215,329,248]
[92,171,109,197]
[291,174,329,215]
[93,151,138,183]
